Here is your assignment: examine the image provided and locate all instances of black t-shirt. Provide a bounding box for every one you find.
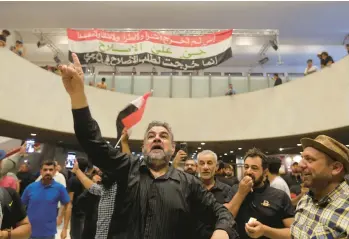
[232,183,295,239]
[216,175,239,187]
[16,172,36,196]
[323,56,334,66]
[274,78,282,86]
[1,187,27,230]
[67,175,85,215]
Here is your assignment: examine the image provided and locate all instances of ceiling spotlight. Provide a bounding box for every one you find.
[346,145,349,147]
[266,151,269,153]
[195,150,198,152]
[238,148,242,150]
[219,155,222,158]
[279,148,283,151]
[258,57,269,65]
[269,40,278,51]
[53,55,61,64]
[201,142,205,145]
[230,151,234,153]
[30,133,37,136]
[106,141,110,144]
[224,153,227,156]
[297,144,302,146]
[198,147,201,150]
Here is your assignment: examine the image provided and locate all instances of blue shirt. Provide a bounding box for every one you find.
[21,179,70,237]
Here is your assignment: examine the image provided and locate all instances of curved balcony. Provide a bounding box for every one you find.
[0,49,349,147]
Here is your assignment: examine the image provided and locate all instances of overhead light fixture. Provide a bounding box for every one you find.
[297,144,302,146]
[53,55,61,64]
[230,151,234,153]
[30,133,37,136]
[224,153,227,156]
[201,142,205,145]
[346,145,349,147]
[219,155,222,158]
[266,151,269,153]
[106,141,110,144]
[279,148,283,151]
[198,147,201,150]
[238,148,242,150]
[195,150,198,152]
[132,152,135,155]
[269,40,278,51]
[258,57,269,65]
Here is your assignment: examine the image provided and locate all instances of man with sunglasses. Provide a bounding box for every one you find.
[225,148,295,239]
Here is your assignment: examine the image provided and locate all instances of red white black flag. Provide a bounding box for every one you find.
[115,92,151,144]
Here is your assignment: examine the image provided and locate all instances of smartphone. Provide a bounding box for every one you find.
[25,139,35,153]
[65,152,76,169]
[180,142,188,153]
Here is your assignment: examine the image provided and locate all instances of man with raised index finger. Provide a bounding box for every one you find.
[58,53,239,239]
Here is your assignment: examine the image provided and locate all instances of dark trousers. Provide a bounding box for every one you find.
[70,214,85,239]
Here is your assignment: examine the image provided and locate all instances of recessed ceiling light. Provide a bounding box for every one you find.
[201,142,205,145]
[219,155,222,157]
[230,151,234,153]
[224,153,227,156]
[346,145,349,147]
[198,147,201,149]
[132,152,135,155]
[195,150,198,152]
[266,151,269,153]
[279,148,283,151]
[297,144,301,146]
[106,141,110,144]
[238,148,242,150]
[31,133,36,136]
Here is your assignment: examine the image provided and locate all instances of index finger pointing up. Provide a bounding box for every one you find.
[72,53,82,69]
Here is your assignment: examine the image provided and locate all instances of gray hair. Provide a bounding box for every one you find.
[144,121,174,142]
[197,150,218,163]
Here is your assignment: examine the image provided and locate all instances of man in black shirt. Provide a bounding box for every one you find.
[58,53,238,239]
[16,163,36,196]
[225,148,295,239]
[321,52,334,68]
[196,150,235,239]
[218,163,239,187]
[273,73,282,86]
[0,187,31,238]
[64,157,89,239]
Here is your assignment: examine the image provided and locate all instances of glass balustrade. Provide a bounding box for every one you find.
[85,73,293,98]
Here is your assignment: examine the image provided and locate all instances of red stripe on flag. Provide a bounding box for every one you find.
[67,29,233,47]
[121,92,151,129]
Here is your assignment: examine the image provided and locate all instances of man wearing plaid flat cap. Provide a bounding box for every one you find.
[291,135,349,238]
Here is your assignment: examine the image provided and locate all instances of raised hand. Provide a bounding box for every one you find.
[238,176,254,196]
[59,53,85,96]
[59,53,88,109]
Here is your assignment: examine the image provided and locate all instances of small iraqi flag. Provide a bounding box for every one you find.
[115,91,152,145]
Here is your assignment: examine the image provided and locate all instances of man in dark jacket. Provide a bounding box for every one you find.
[59,53,239,239]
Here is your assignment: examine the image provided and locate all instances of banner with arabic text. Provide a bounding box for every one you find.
[67,29,233,70]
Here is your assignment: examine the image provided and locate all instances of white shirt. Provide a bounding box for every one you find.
[304,65,318,75]
[270,176,291,198]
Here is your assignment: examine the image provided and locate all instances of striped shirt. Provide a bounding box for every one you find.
[291,180,349,238]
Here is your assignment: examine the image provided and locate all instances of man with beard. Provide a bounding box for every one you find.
[291,135,349,238]
[218,164,239,187]
[21,160,70,239]
[195,150,235,239]
[58,53,238,239]
[225,148,295,239]
[184,158,197,176]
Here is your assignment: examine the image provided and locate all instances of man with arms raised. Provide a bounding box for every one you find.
[291,135,349,238]
[59,53,238,239]
[225,148,294,239]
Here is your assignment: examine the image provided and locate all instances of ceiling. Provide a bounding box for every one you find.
[1,1,349,68]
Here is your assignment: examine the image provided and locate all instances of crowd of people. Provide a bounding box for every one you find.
[4,54,349,239]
